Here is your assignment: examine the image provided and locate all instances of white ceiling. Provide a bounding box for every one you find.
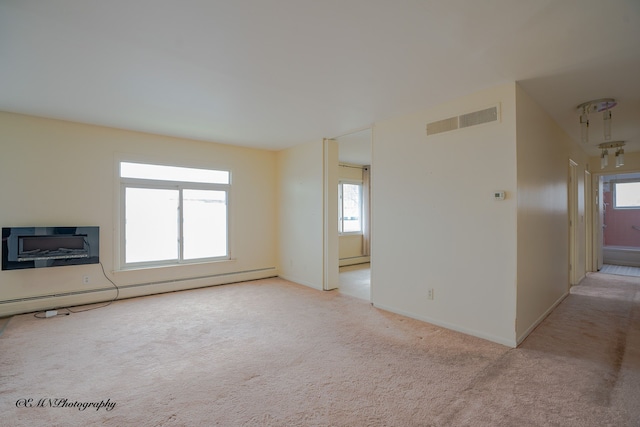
[1,1,639,156]
[336,128,371,165]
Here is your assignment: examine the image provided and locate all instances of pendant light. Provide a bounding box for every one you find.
[598,141,625,170]
[576,98,617,143]
[615,148,625,168]
[600,149,608,169]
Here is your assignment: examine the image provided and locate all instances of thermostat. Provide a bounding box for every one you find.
[493,191,505,201]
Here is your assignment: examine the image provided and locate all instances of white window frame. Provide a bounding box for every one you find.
[613,179,640,209]
[119,161,231,269]
[338,180,363,235]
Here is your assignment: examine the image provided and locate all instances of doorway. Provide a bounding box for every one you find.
[339,262,371,300]
[596,172,640,278]
[335,129,372,300]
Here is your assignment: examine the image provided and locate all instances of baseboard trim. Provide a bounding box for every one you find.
[372,303,517,348]
[339,256,370,267]
[277,274,322,291]
[0,267,278,317]
[516,291,569,346]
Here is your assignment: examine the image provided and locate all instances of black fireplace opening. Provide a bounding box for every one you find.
[2,227,99,270]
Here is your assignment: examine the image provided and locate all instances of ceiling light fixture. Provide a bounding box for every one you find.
[576,98,617,144]
[601,149,609,169]
[598,141,625,169]
[615,147,625,168]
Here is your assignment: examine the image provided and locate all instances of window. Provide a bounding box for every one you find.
[120,162,230,267]
[614,181,640,209]
[338,182,362,234]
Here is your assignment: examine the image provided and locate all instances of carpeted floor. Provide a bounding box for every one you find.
[1,273,639,426]
[338,263,370,301]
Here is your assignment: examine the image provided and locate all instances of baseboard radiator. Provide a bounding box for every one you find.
[0,267,278,317]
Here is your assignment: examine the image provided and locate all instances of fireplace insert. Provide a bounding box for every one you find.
[2,227,99,270]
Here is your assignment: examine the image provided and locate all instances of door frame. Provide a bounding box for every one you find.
[592,169,640,272]
[323,138,339,290]
[584,170,593,272]
[569,160,578,286]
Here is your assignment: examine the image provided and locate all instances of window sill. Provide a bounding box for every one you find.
[114,258,236,273]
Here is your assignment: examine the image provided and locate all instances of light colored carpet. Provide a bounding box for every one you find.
[1,273,639,426]
[338,263,370,301]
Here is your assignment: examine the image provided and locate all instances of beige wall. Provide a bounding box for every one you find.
[338,164,364,180]
[372,83,518,346]
[514,84,589,342]
[0,112,278,316]
[339,235,364,261]
[276,140,325,290]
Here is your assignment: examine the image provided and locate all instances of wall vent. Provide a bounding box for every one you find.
[426,105,499,136]
[459,106,498,128]
[426,116,458,135]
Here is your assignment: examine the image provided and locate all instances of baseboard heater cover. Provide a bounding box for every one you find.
[0,267,277,306]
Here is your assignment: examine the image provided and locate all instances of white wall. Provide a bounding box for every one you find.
[0,112,278,316]
[514,85,589,342]
[372,83,518,346]
[276,140,325,290]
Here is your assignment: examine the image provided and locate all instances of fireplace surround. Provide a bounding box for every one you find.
[2,226,99,270]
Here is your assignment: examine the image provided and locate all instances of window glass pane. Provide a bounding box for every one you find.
[125,188,179,263]
[121,162,229,184]
[183,189,227,260]
[615,182,640,208]
[342,183,361,233]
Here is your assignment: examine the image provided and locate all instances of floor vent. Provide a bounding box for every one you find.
[427,105,499,136]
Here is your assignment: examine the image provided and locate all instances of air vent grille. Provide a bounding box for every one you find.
[426,116,458,135]
[426,105,499,136]
[459,106,498,128]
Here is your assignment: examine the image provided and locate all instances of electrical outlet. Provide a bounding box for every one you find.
[83,275,90,285]
[427,288,434,300]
